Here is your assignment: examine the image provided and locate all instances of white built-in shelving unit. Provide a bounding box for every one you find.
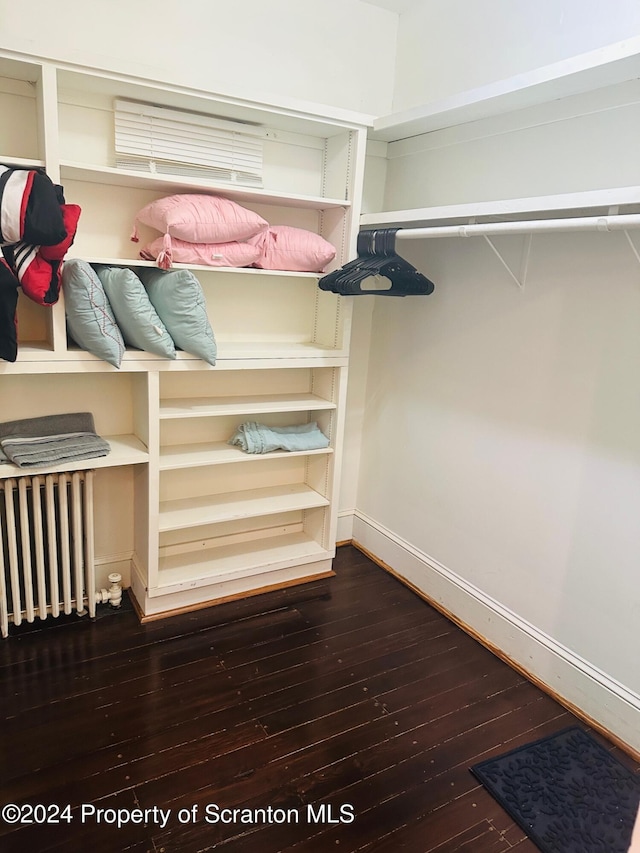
[0,50,369,618]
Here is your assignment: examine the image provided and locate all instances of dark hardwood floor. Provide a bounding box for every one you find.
[0,544,637,852]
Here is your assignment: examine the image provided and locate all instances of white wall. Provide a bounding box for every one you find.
[383,79,640,210]
[355,2,640,750]
[0,0,397,117]
[354,201,640,751]
[357,229,640,689]
[392,0,640,110]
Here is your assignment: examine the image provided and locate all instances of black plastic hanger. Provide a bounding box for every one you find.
[318,228,435,297]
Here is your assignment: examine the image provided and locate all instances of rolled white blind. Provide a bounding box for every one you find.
[114,100,264,187]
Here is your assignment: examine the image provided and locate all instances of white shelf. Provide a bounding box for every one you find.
[360,185,640,229]
[60,161,350,211]
[3,348,347,374]
[159,441,332,471]
[156,531,330,593]
[0,154,46,169]
[14,343,341,363]
[78,256,321,279]
[0,56,42,82]
[216,341,343,360]
[160,392,336,419]
[159,483,329,532]
[372,37,640,141]
[0,434,148,479]
[11,342,55,362]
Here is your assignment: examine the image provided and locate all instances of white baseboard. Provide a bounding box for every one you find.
[352,511,640,757]
[337,509,355,543]
[94,552,132,590]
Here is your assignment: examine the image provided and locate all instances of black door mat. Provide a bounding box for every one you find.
[470,726,640,853]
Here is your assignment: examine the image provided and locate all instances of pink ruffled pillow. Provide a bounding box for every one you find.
[131,194,268,244]
[140,236,260,269]
[248,226,336,272]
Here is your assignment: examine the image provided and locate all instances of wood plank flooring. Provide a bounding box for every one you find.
[0,544,637,852]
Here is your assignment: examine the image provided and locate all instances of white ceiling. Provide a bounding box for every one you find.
[359,0,423,14]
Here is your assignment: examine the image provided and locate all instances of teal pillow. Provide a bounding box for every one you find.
[137,268,216,366]
[61,259,125,368]
[93,265,176,359]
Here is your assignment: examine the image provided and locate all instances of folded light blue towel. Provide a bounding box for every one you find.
[229,421,329,454]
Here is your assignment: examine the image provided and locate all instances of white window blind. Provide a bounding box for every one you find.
[114,100,264,187]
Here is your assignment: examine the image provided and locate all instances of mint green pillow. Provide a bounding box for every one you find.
[137,268,216,366]
[62,259,125,368]
[93,265,176,359]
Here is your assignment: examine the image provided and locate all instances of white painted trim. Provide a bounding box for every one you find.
[365,139,389,159]
[336,509,355,543]
[0,47,374,131]
[94,551,132,568]
[132,559,333,618]
[352,510,640,754]
[94,552,133,591]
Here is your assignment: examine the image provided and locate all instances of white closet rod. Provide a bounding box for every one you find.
[394,213,640,240]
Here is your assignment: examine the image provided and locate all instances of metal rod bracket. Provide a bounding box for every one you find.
[483,234,532,290]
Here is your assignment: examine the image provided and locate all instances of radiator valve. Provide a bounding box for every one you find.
[96,572,123,608]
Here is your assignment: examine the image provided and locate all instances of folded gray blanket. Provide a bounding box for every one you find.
[0,412,96,441]
[0,412,110,467]
[228,421,329,454]
[1,434,111,467]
